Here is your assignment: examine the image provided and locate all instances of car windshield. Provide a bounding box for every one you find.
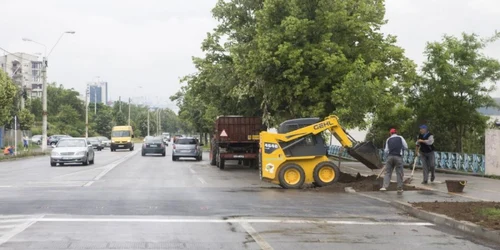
[112,131,130,137]
[176,139,197,145]
[146,138,163,143]
[57,139,86,148]
[88,138,98,142]
[99,137,109,141]
[33,135,41,138]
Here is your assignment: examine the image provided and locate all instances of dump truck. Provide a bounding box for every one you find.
[210,116,266,170]
[259,115,383,188]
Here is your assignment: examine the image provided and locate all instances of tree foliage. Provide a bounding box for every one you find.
[408,33,500,153]
[0,69,18,126]
[174,0,415,132]
[17,109,35,131]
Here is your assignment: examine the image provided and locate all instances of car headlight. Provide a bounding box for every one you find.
[76,151,86,156]
[51,151,60,156]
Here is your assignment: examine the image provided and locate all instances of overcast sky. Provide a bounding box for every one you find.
[1,0,499,112]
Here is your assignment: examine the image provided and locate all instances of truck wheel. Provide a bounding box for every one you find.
[313,162,340,187]
[219,159,225,170]
[210,147,216,166]
[278,163,305,189]
[216,151,225,170]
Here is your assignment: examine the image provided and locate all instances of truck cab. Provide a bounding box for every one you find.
[111,126,135,151]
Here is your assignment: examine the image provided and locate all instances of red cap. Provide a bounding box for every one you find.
[390,128,397,134]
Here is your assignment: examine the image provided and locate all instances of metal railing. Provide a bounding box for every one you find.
[328,145,486,174]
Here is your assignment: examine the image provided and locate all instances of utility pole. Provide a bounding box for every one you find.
[128,98,131,125]
[158,109,161,135]
[85,83,89,138]
[94,91,97,114]
[14,115,17,156]
[94,76,99,115]
[119,96,121,112]
[41,57,48,152]
[22,31,75,152]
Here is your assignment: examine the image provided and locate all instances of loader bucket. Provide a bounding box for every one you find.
[347,141,383,170]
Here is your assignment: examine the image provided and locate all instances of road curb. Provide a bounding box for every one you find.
[0,152,50,162]
[390,200,500,245]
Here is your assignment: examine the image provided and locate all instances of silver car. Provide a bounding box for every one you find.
[97,136,111,147]
[50,138,95,167]
[31,135,42,145]
[172,137,203,161]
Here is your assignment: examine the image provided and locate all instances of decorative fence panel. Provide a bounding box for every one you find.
[327,145,485,174]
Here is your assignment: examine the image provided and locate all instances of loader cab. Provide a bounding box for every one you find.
[277,118,327,157]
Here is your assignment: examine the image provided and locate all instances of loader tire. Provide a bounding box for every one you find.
[278,163,305,189]
[313,161,340,187]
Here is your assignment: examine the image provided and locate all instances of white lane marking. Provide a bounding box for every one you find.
[0,186,12,188]
[240,221,274,250]
[53,166,107,178]
[84,150,140,187]
[189,167,196,174]
[197,177,207,184]
[0,215,44,246]
[31,217,433,226]
[83,181,94,187]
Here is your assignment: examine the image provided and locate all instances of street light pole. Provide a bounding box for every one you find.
[94,76,99,115]
[128,98,131,126]
[22,31,75,152]
[85,83,89,138]
[41,57,48,151]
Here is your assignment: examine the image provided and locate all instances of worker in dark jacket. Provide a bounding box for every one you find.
[416,125,435,184]
[381,128,408,193]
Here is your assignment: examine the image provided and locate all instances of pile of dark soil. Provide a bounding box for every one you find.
[412,201,500,230]
[313,172,422,192]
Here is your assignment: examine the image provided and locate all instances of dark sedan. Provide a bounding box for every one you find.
[142,137,166,156]
[88,137,104,151]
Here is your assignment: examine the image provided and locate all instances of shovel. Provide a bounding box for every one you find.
[376,165,386,179]
[404,153,419,184]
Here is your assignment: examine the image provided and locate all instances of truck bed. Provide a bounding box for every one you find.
[214,116,264,143]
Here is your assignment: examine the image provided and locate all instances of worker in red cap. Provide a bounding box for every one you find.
[380,128,408,193]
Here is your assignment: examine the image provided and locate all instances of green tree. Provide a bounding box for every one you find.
[17,109,35,131]
[409,33,500,153]
[55,105,82,136]
[93,106,114,137]
[175,0,415,129]
[29,98,43,121]
[114,110,127,126]
[249,0,415,127]
[0,70,17,126]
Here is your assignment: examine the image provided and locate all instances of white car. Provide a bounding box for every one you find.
[31,135,42,145]
[97,136,111,147]
[50,138,95,167]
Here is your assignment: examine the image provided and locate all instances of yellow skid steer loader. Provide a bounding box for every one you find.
[259,115,383,189]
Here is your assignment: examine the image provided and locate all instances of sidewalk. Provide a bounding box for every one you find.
[0,147,51,160]
[341,162,500,202]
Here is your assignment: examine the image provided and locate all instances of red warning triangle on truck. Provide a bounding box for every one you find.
[220,129,228,137]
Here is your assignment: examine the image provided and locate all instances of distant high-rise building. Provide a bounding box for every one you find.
[88,81,108,104]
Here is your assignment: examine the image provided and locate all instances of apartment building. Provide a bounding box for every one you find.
[0,52,43,99]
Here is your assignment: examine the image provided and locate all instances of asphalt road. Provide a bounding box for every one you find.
[0,145,497,250]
